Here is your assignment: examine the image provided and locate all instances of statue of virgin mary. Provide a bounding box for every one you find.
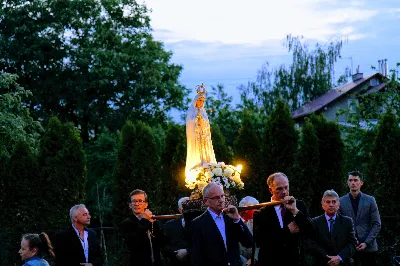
[185,84,217,175]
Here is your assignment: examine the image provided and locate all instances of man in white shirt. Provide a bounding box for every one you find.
[253,172,313,265]
[190,182,253,266]
[54,204,103,266]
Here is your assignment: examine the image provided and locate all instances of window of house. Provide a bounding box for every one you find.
[348,98,359,113]
[370,78,379,86]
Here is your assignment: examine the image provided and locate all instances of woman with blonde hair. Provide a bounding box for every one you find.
[18,232,55,266]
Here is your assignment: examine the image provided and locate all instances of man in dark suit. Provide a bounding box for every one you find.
[190,182,253,266]
[309,190,357,266]
[54,204,103,266]
[253,172,313,266]
[339,171,381,266]
[163,196,190,266]
[119,189,163,266]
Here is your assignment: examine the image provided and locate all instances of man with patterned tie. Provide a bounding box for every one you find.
[253,172,313,265]
[309,190,357,266]
[119,189,163,266]
[190,182,253,266]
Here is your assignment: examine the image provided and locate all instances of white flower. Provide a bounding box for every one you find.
[212,168,223,176]
[185,162,244,193]
[223,168,234,177]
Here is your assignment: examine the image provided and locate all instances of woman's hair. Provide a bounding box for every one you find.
[22,232,55,258]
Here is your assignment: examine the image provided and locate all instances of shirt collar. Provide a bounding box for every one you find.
[72,224,87,234]
[325,213,337,222]
[349,192,361,200]
[207,208,223,219]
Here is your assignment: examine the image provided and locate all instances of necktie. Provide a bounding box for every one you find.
[328,218,334,237]
[280,204,286,224]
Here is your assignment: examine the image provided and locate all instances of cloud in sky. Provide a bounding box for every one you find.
[143,0,378,44]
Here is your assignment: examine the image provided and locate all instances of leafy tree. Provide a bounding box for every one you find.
[0,0,188,141]
[0,141,39,231]
[160,124,189,213]
[292,118,319,208]
[0,142,40,265]
[211,125,233,164]
[85,130,119,226]
[206,84,240,147]
[238,35,344,115]
[366,110,400,265]
[309,114,344,216]
[0,73,43,160]
[39,116,87,228]
[367,110,400,216]
[262,99,298,194]
[233,111,263,200]
[114,120,160,223]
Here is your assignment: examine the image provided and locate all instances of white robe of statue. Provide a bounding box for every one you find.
[185,93,217,175]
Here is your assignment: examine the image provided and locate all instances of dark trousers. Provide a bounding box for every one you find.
[354,251,377,266]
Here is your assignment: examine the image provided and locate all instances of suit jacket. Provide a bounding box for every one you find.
[309,214,357,266]
[339,192,381,252]
[54,225,103,266]
[190,210,253,266]
[119,214,163,266]
[253,200,313,266]
[163,218,190,266]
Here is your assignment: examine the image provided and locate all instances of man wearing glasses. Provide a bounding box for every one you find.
[119,189,163,266]
[190,182,253,266]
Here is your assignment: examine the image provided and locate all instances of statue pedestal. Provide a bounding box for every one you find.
[181,195,238,225]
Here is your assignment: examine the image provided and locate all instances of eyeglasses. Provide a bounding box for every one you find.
[131,199,146,204]
[205,195,226,200]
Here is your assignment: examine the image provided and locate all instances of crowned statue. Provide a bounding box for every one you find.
[185,83,217,176]
[184,83,244,194]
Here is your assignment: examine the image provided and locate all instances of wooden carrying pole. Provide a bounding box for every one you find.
[152,201,281,220]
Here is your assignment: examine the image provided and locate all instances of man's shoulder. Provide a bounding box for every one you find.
[311,214,325,223]
[166,218,180,226]
[191,211,210,225]
[337,214,353,224]
[254,204,274,218]
[296,199,308,211]
[339,193,349,200]
[360,192,375,201]
[56,225,74,237]
[86,227,97,235]
[120,215,135,225]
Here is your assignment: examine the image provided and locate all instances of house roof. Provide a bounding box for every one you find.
[292,72,385,120]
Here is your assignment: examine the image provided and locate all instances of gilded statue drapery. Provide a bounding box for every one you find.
[185,91,217,175]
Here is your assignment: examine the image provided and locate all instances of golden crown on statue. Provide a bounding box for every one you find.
[196,83,207,96]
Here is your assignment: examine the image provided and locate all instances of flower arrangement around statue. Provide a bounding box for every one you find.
[185,162,244,194]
